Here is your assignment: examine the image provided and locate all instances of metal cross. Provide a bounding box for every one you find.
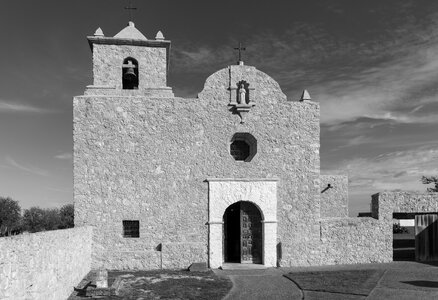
[124,0,137,21]
[234,42,246,63]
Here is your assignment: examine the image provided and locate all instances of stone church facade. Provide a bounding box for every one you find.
[74,22,395,270]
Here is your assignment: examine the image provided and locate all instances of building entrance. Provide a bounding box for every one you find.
[223,201,262,264]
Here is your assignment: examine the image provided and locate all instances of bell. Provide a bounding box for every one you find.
[123,67,136,81]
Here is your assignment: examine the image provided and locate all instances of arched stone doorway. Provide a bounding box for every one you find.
[206,178,278,268]
[223,201,263,264]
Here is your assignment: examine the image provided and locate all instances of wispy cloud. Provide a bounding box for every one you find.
[362,112,438,124]
[0,100,54,114]
[54,152,72,160]
[172,44,233,73]
[5,156,49,176]
[410,105,424,113]
[335,135,379,149]
[317,47,438,125]
[333,146,438,196]
[173,13,438,126]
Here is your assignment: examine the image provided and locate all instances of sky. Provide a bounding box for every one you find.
[1,0,438,216]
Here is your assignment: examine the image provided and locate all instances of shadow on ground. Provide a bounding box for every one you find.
[284,262,438,300]
[284,269,385,299]
[69,270,232,300]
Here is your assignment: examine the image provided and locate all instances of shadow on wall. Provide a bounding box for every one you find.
[415,214,438,262]
[401,281,438,288]
[277,242,282,267]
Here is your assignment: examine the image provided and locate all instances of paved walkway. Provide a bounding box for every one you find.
[215,268,302,300]
[214,261,438,300]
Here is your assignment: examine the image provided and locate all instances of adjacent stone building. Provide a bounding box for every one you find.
[73,22,437,270]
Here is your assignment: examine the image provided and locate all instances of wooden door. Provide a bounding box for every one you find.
[240,202,262,263]
[415,214,438,261]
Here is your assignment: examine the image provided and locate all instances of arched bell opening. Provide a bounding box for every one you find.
[122,57,139,89]
[223,201,263,264]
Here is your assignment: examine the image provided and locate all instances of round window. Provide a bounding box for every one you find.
[230,133,257,162]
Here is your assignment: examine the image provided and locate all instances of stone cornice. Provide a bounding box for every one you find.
[87,36,171,49]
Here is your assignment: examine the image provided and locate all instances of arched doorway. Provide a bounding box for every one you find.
[223,201,262,264]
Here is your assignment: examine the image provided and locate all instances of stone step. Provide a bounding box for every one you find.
[221,263,267,270]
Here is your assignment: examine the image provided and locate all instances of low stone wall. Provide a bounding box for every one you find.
[319,217,392,265]
[0,226,92,300]
[372,192,438,221]
[320,174,348,218]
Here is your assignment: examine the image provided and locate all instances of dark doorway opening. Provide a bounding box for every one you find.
[415,214,438,262]
[392,212,438,261]
[393,213,415,261]
[223,201,262,264]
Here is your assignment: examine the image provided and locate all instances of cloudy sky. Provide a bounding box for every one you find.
[1,0,437,216]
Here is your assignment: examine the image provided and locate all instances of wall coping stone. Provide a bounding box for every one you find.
[87,36,171,49]
[206,177,280,182]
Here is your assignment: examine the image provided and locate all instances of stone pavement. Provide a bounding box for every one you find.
[214,268,302,300]
[214,261,438,300]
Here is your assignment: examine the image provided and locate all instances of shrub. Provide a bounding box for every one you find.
[393,223,409,234]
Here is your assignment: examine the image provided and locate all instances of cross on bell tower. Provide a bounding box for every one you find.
[234,42,246,65]
[124,0,137,21]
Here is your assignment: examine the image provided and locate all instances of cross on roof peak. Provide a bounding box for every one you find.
[124,0,137,22]
[234,42,246,65]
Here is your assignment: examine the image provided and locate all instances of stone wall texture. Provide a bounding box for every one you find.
[76,30,438,270]
[92,44,167,89]
[0,227,92,300]
[319,218,392,265]
[372,192,438,221]
[320,174,348,218]
[74,64,323,269]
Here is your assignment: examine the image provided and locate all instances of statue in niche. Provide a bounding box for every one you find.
[238,83,246,104]
[229,80,254,123]
[236,81,249,104]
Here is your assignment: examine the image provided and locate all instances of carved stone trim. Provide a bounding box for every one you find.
[207,180,278,268]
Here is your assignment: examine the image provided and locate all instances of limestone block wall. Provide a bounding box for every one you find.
[0,227,92,300]
[92,44,167,89]
[372,192,438,221]
[320,174,348,218]
[74,65,322,269]
[161,243,207,269]
[319,218,392,265]
[199,66,323,267]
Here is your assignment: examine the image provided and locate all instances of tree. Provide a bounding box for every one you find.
[23,207,62,232]
[22,205,74,233]
[59,204,74,229]
[43,208,61,231]
[0,197,21,236]
[23,207,47,233]
[421,176,438,192]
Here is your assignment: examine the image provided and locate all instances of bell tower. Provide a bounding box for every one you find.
[85,22,173,97]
